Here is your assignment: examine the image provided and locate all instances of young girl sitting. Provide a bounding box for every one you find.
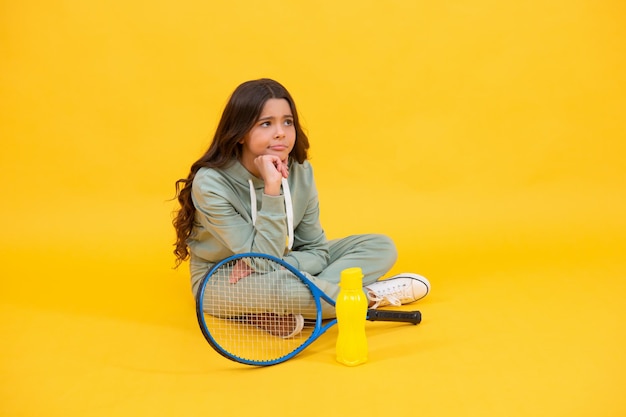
[173,78,430,337]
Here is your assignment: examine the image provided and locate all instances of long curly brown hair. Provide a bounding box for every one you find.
[172,79,310,267]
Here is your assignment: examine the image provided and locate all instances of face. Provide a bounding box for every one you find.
[239,98,296,171]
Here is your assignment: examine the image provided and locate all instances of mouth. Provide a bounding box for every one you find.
[269,145,288,151]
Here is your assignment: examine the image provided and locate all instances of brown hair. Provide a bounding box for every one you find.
[172,79,310,267]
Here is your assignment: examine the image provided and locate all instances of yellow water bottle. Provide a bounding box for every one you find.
[336,267,368,366]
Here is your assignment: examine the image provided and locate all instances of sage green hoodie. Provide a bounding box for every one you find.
[188,159,330,290]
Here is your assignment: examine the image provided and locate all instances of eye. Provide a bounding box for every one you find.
[260,121,271,127]
[284,119,294,126]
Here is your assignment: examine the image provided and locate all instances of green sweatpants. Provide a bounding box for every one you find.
[191,234,397,319]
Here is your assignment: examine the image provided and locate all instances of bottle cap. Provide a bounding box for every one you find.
[339,267,363,290]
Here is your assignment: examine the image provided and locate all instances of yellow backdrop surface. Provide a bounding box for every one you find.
[1,1,625,416]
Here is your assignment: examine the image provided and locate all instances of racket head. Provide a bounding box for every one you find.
[195,253,335,366]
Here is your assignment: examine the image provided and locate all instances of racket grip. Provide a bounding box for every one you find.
[366,309,421,325]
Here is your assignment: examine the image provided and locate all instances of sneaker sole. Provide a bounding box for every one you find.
[283,314,305,339]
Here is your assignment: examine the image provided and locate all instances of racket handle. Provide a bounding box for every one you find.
[366,309,422,325]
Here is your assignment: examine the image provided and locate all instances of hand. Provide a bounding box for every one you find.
[229,259,254,284]
[253,155,288,196]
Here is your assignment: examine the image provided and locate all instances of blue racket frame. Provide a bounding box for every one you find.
[195,252,338,366]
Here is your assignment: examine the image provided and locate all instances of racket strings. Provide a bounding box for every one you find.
[200,257,320,363]
[233,312,302,338]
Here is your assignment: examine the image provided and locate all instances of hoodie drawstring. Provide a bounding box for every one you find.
[281,178,294,250]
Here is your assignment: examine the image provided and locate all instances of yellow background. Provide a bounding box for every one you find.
[2,1,625,416]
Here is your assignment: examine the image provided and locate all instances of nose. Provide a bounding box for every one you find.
[274,124,285,138]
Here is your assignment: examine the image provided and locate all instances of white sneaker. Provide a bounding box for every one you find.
[366,273,430,309]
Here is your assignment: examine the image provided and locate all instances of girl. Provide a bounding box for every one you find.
[173,78,430,337]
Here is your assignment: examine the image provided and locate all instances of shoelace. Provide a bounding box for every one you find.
[369,293,402,309]
[368,282,413,309]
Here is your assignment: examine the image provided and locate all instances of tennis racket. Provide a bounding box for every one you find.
[196,252,421,366]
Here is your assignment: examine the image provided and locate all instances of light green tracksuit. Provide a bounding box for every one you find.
[188,159,397,318]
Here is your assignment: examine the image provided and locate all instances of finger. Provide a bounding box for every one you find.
[280,164,289,178]
[229,260,244,284]
[229,272,242,284]
[229,259,254,284]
